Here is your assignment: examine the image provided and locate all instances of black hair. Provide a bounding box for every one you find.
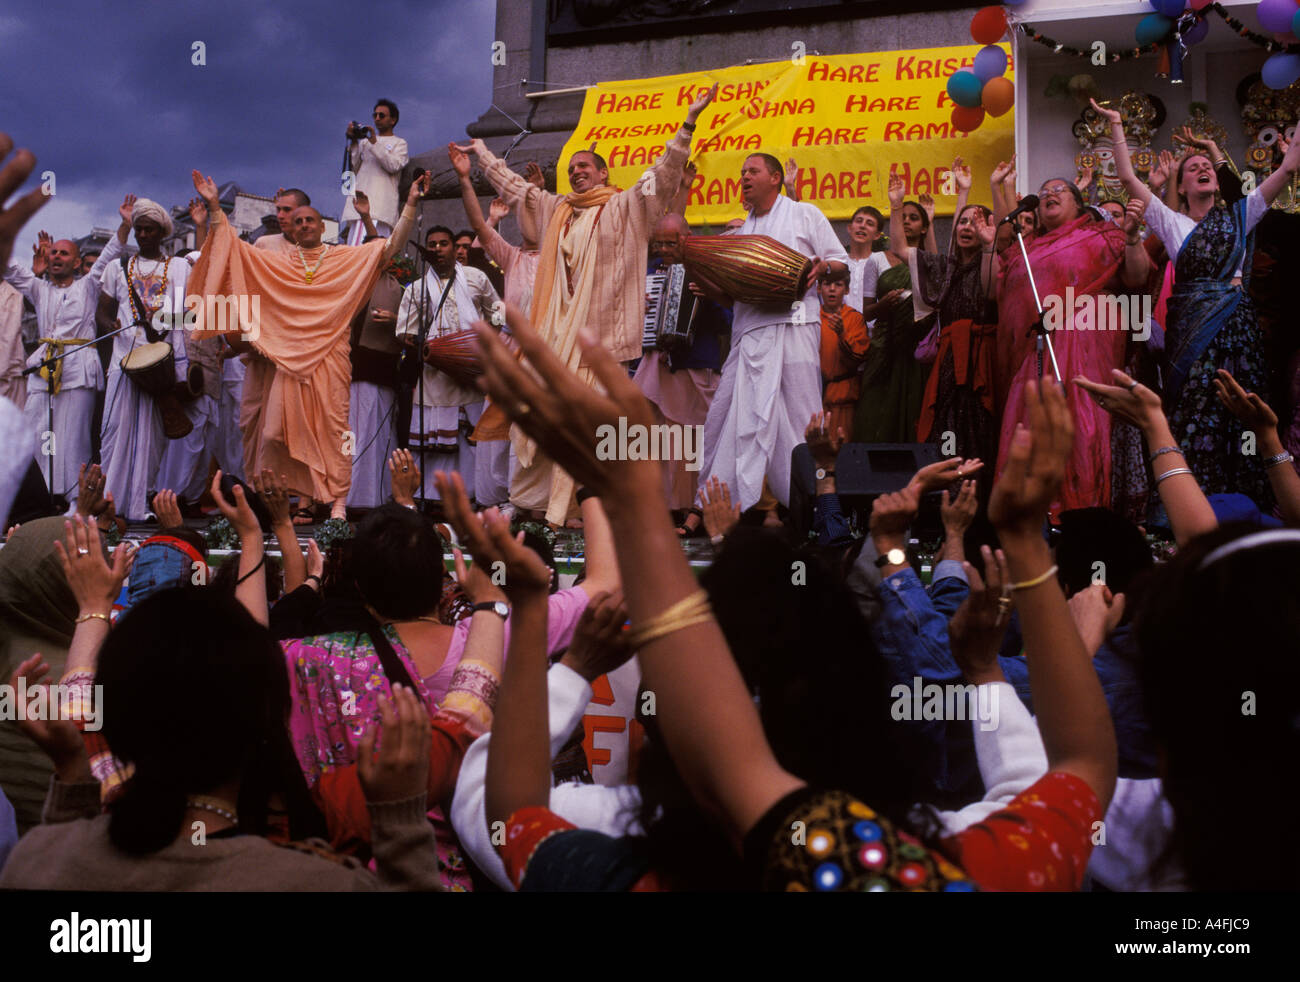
[1053,507,1153,598]
[157,526,209,562]
[746,152,785,184]
[351,503,447,620]
[454,229,475,243]
[900,199,932,233]
[426,225,454,244]
[1135,523,1300,890]
[278,188,311,208]
[211,550,283,604]
[818,264,850,285]
[374,98,399,123]
[98,588,327,854]
[629,528,942,889]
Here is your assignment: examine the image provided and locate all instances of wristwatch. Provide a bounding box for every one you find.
[815,468,835,481]
[874,547,907,569]
[472,601,509,620]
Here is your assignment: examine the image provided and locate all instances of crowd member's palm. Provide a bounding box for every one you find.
[358,683,432,804]
[562,590,633,683]
[1214,368,1278,432]
[53,516,133,613]
[989,378,1072,540]
[948,546,1011,684]
[9,654,89,779]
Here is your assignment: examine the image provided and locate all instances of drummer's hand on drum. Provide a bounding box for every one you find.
[473,309,660,502]
[806,257,830,284]
[210,470,261,541]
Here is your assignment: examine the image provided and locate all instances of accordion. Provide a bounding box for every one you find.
[643,263,699,355]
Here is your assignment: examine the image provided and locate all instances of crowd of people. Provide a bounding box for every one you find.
[1,74,1299,893]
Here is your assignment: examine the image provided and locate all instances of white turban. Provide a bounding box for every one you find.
[131,198,173,236]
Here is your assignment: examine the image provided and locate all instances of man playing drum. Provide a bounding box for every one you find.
[95,198,194,521]
[697,153,847,512]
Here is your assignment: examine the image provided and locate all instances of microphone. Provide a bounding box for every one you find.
[999,194,1039,225]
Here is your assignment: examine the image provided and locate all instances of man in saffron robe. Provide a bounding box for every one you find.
[187,169,426,519]
[456,82,716,524]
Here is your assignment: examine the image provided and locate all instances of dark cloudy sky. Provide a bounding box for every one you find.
[1,0,496,258]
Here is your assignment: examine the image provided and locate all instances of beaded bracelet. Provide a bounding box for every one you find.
[1264,451,1294,469]
[1148,445,1183,465]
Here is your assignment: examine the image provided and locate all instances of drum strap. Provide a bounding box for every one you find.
[120,256,167,344]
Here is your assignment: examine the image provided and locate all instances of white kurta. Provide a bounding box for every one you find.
[216,345,246,482]
[700,195,847,511]
[99,255,192,520]
[847,251,892,332]
[395,264,500,501]
[5,236,123,497]
[340,135,409,228]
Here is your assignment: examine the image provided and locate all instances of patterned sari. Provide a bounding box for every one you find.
[853,261,930,443]
[1165,201,1272,508]
[996,214,1128,514]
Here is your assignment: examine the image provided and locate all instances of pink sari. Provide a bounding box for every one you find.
[996,215,1127,515]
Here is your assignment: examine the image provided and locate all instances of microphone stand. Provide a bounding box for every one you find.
[23,321,137,494]
[1004,219,1061,383]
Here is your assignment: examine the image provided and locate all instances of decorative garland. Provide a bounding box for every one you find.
[1018,4,1300,60]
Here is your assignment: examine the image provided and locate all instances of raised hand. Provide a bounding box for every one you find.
[990,159,1012,186]
[869,486,919,543]
[448,142,471,179]
[305,538,324,586]
[407,171,431,205]
[454,137,489,158]
[1214,368,1279,432]
[8,654,92,783]
[488,197,510,223]
[252,469,292,527]
[970,208,996,246]
[388,448,421,507]
[805,411,844,471]
[209,470,261,540]
[191,170,220,208]
[52,516,133,617]
[952,155,972,191]
[989,378,1073,542]
[1073,368,1163,434]
[187,196,208,226]
[686,82,719,123]
[452,543,506,606]
[32,232,50,277]
[118,193,137,226]
[784,157,800,198]
[948,545,1012,684]
[1067,583,1125,657]
[1089,98,1122,127]
[524,161,545,189]
[352,189,370,217]
[919,192,936,220]
[887,165,905,207]
[1122,195,1147,239]
[75,462,107,519]
[907,455,983,496]
[698,475,741,540]
[1075,164,1094,191]
[560,590,633,683]
[0,133,51,271]
[151,488,184,529]
[941,479,978,537]
[357,683,433,804]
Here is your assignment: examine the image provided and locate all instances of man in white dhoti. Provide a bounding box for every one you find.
[4,196,132,499]
[395,225,500,503]
[698,154,846,511]
[340,99,408,246]
[95,199,194,520]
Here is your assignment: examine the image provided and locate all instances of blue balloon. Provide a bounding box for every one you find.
[973,45,1008,82]
[947,70,984,109]
[1293,7,1300,39]
[1183,17,1209,45]
[1149,0,1185,18]
[1135,13,1175,47]
[1262,52,1300,91]
[1003,0,1027,5]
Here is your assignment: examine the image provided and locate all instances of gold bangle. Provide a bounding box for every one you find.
[626,589,713,649]
[1010,564,1059,593]
[75,611,111,625]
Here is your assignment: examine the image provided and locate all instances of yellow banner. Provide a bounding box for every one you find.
[559,45,1015,225]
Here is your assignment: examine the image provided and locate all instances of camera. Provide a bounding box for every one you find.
[348,121,370,140]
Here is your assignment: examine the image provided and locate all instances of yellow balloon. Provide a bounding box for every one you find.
[982,77,1015,117]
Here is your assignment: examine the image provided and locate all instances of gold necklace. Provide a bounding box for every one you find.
[296,244,330,284]
[127,254,169,320]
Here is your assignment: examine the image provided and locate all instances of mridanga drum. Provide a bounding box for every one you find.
[422,329,483,389]
[681,234,812,305]
[120,341,200,439]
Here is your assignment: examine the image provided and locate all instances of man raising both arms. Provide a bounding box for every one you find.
[187,168,428,520]
[455,81,716,525]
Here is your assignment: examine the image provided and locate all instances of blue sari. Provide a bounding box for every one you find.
[1164,200,1273,508]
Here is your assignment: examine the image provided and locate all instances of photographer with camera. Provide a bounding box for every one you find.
[341,98,408,246]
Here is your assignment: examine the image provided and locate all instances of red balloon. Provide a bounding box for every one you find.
[971,5,1009,45]
[982,76,1015,117]
[952,105,986,132]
